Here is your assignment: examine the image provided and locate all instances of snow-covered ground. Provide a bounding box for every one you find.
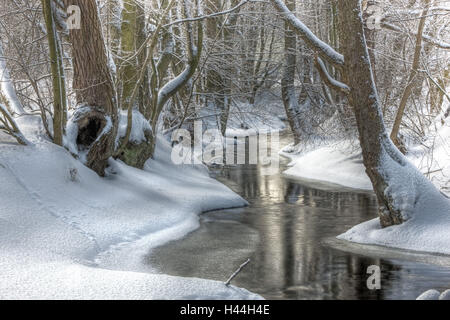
[280,116,450,255]
[280,141,373,191]
[417,289,450,300]
[224,101,286,138]
[200,95,286,138]
[0,115,261,300]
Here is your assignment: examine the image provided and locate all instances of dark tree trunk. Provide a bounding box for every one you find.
[281,0,302,145]
[338,0,407,227]
[65,0,118,176]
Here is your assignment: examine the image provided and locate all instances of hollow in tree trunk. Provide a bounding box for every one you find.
[65,0,118,176]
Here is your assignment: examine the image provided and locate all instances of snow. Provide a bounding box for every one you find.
[416,289,441,300]
[205,99,286,138]
[316,57,350,92]
[118,109,152,143]
[0,42,25,115]
[0,103,28,145]
[417,289,450,300]
[270,0,344,66]
[0,115,260,300]
[337,141,450,254]
[408,114,450,198]
[280,141,373,191]
[280,119,450,255]
[283,138,450,255]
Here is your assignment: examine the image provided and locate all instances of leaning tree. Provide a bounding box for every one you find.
[271,0,449,227]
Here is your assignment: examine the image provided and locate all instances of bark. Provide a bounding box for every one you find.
[42,0,66,146]
[117,0,202,168]
[362,0,378,87]
[204,0,227,134]
[65,0,118,176]
[281,0,302,145]
[219,0,240,136]
[119,0,138,110]
[107,0,122,61]
[390,0,430,152]
[337,0,407,227]
[249,18,277,105]
[116,2,154,169]
[136,3,151,117]
[0,103,27,145]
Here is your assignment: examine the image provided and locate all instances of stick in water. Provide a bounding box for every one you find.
[225,259,251,286]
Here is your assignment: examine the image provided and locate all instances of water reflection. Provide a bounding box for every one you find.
[147,134,450,300]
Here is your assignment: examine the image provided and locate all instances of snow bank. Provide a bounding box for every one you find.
[417,289,450,300]
[280,141,373,191]
[337,157,450,255]
[332,117,450,255]
[280,126,450,255]
[279,115,450,196]
[117,109,152,144]
[0,115,259,300]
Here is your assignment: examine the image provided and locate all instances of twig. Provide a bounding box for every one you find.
[225,259,250,286]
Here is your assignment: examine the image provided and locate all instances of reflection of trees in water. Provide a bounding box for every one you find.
[149,136,450,300]
[213,155,406,299]
[237,172,397,299]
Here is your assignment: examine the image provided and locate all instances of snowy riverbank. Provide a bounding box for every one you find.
[280,117,450,256]
[0,115,261,300]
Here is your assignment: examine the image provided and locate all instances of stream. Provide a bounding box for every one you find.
[147,133,450,300]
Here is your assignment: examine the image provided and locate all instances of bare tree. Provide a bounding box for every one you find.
[271,0,448,227]
[64,0,118,176]
[41,0,67,146]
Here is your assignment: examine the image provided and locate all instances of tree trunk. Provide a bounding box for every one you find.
[219,0,240,136]
[65,0,118,176]
[338,0,414,227]
[390,0,430,151]
[281,0,302,145]
[271,0,448,228]
[42,0,66,146]
[119,0,138,110]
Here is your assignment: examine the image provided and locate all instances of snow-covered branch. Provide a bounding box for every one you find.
[270,0,344,66]
[0,42,25,115]
[314,56,350,95]
[0,103,27,145]
[381,21,450,49]
[162,0,255,28]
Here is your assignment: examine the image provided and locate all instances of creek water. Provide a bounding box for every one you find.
[147,133,450,299]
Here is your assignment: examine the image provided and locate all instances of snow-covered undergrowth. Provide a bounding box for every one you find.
[281,117,450,255]
[224,101,286,137]
[199,96,286,138]
[0,115,261,299]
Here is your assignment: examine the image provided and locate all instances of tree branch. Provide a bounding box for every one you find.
[314,56,350,95]
[270,0,345,66]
